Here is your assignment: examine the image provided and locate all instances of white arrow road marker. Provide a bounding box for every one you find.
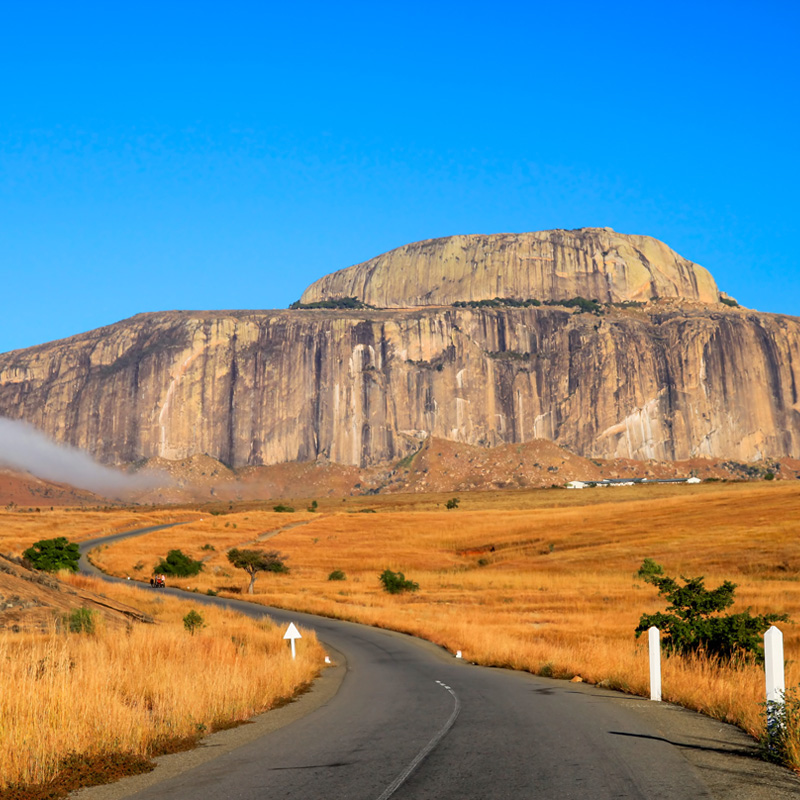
[283,622,302,660]
[375,682,461,800]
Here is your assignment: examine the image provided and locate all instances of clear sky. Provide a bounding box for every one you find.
[1,1,797,354]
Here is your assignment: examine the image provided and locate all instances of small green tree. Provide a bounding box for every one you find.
[379,569,419,594]
[445,497,459,510]
[183,609,204,635]
[328,569,346,581]
[24,537,80,572]
[635,560,789,664]
[156,549,203,577]
[227,548,289,594]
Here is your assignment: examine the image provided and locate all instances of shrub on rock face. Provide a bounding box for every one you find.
[379,569,419,594]
[634,559,788,665]
[23,537,80,572]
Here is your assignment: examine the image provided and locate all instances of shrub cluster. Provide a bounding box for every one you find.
[290,297,372,310]
[379,569,419,594]
[156,550,203,577]
[23,537,80,573]
[452,296,603,314]
[453,297,541,308]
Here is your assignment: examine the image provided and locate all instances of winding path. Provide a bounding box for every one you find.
[76,527,799,800]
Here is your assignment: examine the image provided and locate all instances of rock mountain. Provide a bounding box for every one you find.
[1,228,798,468]
[301,227,721,307]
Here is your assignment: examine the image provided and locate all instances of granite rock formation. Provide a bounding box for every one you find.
[1,303,798,468]
[0,230,798,468]
[300,228,721,307]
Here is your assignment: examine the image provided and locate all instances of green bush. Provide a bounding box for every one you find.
[379,569,419,594]
[23,537,80,572]
[634,560,789,665]
[156,549,203,577]
[328,569,346,581]
[62,607,95,634]
[635,558,664,580]
[273,504,295,513]
[445,497,460,510]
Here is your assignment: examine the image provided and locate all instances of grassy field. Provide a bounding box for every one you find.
[0,574,324,793]
[3,481,800,770]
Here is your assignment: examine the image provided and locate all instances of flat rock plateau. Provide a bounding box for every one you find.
[1,228,798,497]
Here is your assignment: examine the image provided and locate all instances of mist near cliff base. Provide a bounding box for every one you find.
[0,417,167,496]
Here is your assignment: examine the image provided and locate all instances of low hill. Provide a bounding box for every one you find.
[0,554,152,633]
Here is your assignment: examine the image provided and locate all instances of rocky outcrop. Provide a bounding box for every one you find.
[1,303,798,467]
[300,228,721,307]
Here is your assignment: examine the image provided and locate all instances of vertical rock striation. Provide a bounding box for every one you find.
[1,305,798,467]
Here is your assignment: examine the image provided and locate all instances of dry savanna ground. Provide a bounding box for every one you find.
[3,481,800,770]
[0,555,324,793]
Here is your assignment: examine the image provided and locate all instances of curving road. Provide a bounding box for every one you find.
[77,528,799,800]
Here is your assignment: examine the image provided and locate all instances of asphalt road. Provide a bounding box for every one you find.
[76,528,800,800]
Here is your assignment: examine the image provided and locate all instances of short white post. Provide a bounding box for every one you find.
[648,626,662,702]
[765,625,785,703]
[765,626,785,742]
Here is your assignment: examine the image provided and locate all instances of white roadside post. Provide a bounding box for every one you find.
[284,622,302,660]
[648,626,662,702]
[765,626,785,729]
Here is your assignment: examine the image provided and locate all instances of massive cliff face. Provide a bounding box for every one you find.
[300,228,721,307]
[1,304,798,467]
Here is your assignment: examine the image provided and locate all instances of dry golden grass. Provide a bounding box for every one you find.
[5,482,800,767]
[0,574,324,790]
[0,507,202,556]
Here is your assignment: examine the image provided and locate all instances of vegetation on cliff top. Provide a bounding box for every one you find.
[289,297,374,310]
[452,296,603,314]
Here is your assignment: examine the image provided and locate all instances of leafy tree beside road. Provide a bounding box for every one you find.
[635,560,788,665]
[227,548,289,594]
[23,537,80,572]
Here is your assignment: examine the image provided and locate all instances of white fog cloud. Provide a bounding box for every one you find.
[0,417,165,495]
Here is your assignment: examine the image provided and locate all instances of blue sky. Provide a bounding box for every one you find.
[1,1,797,354]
